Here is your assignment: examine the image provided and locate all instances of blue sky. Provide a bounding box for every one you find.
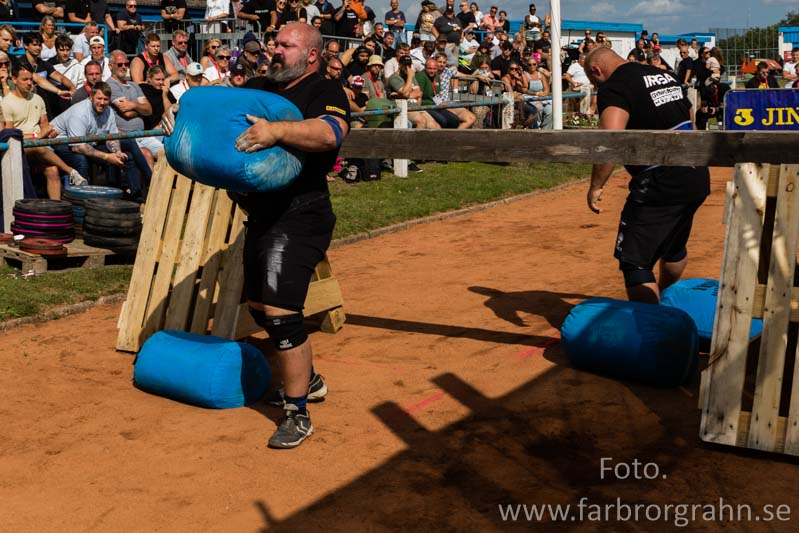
[376,0,797,35]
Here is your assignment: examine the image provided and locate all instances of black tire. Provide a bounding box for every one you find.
[62,185,123,200]
[84,198,140,214]
[83,222,142,237]
[13,199,72,216]
[12,212,73,225]
[84,215,142,228]
[84,233,139,248]
[83,209,142,221]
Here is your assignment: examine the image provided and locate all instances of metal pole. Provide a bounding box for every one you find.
[1,138,23,233]
[550,0,563,130]
[393,100,409,177]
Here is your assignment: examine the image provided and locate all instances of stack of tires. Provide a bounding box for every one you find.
[11,199,75,243]
[63,186,124,235]
[83,199,142,254]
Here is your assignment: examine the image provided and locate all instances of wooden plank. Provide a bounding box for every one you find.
[340,130,799,166]
[190,191,235,334]
[701,163,768,445]
[737,411,788,454]
[139,174,192,341]
[303,277,344,317]
[723,181,734,225]
[163,181,216,331]
[748,164,799,451]
[767,165,781,197]
[116,159,177,352]
[779,166,799,455]
[210,206,247,338]
[751,285,799,321]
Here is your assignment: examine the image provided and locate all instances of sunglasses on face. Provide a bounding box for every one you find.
[175,40,188,45]
[209,45,219,49]
[0,61,8,66]
[528,63,537,67]
[509,67,521,71]
[217,56,231,60]
[116,61,129,66]
[328,65,342,71]
[258,69,268,74]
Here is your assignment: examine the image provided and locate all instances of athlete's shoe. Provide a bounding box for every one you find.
[268,404,313,449]
[68,169,88,187]
[307,373,328,402]
[264,373,328,406]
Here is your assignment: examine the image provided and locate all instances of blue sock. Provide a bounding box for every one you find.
[285,395,307,414]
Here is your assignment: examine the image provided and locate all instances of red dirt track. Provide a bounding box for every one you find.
[3,168,799,532]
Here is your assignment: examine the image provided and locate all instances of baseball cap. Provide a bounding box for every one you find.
[89,36,104,46]
[186,62,204,76]
[230,62,247,76]
[351,75,365,87]
[244,40,261,53]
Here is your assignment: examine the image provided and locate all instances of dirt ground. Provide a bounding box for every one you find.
[3,167,799,532]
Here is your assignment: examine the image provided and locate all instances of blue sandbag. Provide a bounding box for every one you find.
[164,86,304,192]
[660,278,763,352]
[561,298,698,386]
[134,330,271,409]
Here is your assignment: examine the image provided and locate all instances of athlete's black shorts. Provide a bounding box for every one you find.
[243,191,336,311]
[614,200,703,272]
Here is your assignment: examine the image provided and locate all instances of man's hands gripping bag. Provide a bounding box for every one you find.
[164,86,305,192]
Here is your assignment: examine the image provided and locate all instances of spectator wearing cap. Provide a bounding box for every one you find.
[163,29,193,81]
[71,21,98,62]
[384,42,418,83]
[204,46,232,85]
[362,55,385,99]
[225,61,249,87]
[416,0,440,43]
[237,39,262,79]
[347,75,368,128]
[169,61,204,102]
[342,45,370,80]
[79,35,111,81]
[490,41,513,78]
[459,28,479,63]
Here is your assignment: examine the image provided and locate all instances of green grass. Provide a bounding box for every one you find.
[0,162,591,322]
[0,264,132,321]
[330,162,591,238]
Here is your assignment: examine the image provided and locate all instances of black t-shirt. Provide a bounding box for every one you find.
[33,0,66,21]
[241,73,350,216]
[66,0,90,19]
[315,0,335,35]
[336,8,359,38]
[241,0,275,31]
[456,11,475,29]
[533,38,550,53]
[89,0,109,24]
[434,14,461,44]
[139,82,165,130]
[599,61,709,204]
[490,55,510,77]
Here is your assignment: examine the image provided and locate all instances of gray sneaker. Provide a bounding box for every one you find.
[68,169,88,187]
[265,373,327,406]
[268,404,313,449]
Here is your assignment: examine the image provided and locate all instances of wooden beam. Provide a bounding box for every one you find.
[340,130,799,166]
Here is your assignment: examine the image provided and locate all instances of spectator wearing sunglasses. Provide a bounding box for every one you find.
[200,38,222,70]
[117,1,144,55]
[204,46,232,85]
[163,29,193,81]
[526,56,551,128]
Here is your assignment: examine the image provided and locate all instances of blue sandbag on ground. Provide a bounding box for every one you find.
[660,278,763,352]
[164,86,304,192]
[561,298,698,386]
[134,330,271,409]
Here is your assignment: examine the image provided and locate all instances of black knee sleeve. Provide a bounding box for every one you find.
[663,247,688,263]
[620,262,656,288]
[250,308,308,351]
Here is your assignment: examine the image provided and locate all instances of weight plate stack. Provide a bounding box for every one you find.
[0,232,13,245]
[82,198,142,253]
[19,237,67,256]
[12,199,75,243]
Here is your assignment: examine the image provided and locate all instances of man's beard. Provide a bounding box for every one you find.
[265,52,308,83]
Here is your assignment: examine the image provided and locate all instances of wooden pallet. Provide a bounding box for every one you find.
[700,163,799,455]
[116,159,346,353]
[0,238,115,274]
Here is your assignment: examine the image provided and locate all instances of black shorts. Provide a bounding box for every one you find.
[614,200,703,271]
[243,191,336,311]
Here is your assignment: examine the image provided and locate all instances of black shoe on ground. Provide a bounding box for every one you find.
[268,404,313,449]
[408,162,423,173]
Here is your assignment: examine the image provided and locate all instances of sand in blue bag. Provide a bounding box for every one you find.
[164,86,305,192]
